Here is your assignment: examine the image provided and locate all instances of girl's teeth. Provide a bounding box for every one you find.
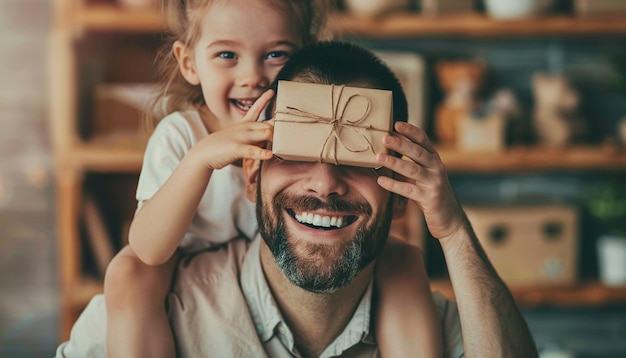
[234,100,254,110]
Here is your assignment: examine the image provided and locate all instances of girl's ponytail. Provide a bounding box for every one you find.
[147,0,204,130]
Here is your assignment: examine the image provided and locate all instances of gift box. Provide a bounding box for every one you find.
[421,0,475,16]
[457,113,506,152]
[576,0,626,17]
[465,204,579,287]
[272,80,393,168]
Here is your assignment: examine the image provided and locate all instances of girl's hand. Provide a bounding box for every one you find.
[191,90,275,170]
[376,121,467,241]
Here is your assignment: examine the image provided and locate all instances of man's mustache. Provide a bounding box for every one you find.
[274,192,372,216]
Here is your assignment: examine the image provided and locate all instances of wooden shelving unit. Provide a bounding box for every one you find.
[431,279,626,308]
[68,4,626,37]
[328,13,626,38]
[66,140,146,172]
[439,145,626,173]
[65,277,626,315]
[73,3,165,33]
[66,142,626,174]
[50,1,626,342]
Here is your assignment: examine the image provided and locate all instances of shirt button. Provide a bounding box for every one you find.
[277,325,286,335]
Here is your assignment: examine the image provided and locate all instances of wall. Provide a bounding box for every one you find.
[0,1,58,357]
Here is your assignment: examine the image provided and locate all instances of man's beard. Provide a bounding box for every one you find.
[256,175,394,293]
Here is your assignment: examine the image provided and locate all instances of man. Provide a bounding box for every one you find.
[56,42,538,358]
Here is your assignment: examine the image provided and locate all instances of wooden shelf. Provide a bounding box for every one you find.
[431,279,626,308]
[74,4,166,33]
[329,13,626,39]
[438,145,626,173]
[52,2,626,341]
[59,139,145,172]
[70,5,626,37]
[65,276,626,310]
[55,142,626,173]
[65,278,103,309]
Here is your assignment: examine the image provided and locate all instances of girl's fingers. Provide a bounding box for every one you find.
[244,145,273,160]
[241,89,274,123]
[238,120,274,130]
[244,126,274,142]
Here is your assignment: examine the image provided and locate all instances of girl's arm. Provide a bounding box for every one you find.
[375,238,443,358]
[128,151,213,265]
[129,92,274,265]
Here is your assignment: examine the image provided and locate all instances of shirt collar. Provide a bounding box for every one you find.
[241,235,376,357]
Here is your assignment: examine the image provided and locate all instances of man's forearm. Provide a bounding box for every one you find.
[440,219,538,358]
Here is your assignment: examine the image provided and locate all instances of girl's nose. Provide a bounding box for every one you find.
[237,60,269,89]
[304,163,348,199]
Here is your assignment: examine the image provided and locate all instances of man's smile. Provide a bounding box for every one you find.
[287,208,358,231]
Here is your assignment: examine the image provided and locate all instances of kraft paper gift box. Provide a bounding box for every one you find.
[272,80,393,168]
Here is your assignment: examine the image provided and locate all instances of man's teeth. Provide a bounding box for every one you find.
[295,212,345,228]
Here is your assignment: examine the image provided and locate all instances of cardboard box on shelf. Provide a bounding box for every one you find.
[457,113,506,152]
[91,83,157,146]
[576,0,626,16]
[465,204,579,287]
[421,0,475,16]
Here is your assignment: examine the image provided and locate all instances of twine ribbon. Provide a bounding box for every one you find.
[274,85,387,165]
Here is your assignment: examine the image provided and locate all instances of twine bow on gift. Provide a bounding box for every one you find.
[274,85,387,165]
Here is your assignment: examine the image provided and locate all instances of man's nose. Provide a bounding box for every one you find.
[236,60,269,89]
[304,163,348,199]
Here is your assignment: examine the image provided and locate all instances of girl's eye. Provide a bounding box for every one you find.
[266,51,289,60]
[218,52,237,60]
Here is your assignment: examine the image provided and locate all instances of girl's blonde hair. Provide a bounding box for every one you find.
[148,0,334,129]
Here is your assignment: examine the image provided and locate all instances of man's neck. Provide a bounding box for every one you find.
[260,242,373,357]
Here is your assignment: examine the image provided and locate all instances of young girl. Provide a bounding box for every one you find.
[103,0,442,357]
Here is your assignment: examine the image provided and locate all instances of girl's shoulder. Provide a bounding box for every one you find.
[156,110,206,132]
[148,110,209,150]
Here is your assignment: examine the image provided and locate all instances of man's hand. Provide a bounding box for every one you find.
[376,121,467,241]
[377,122,539,358]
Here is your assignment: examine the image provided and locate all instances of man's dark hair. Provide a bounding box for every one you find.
[265,41,408,126]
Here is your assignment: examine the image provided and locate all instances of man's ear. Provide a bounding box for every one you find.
[243,158,261,202]
[173,40,200,85]
[392,195,408,219]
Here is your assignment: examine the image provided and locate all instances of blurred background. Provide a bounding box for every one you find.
[0,0,59,357]
[3,0,626,357]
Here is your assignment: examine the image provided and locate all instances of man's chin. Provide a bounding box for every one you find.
[275,235,363,293]
[291,238,347,265]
